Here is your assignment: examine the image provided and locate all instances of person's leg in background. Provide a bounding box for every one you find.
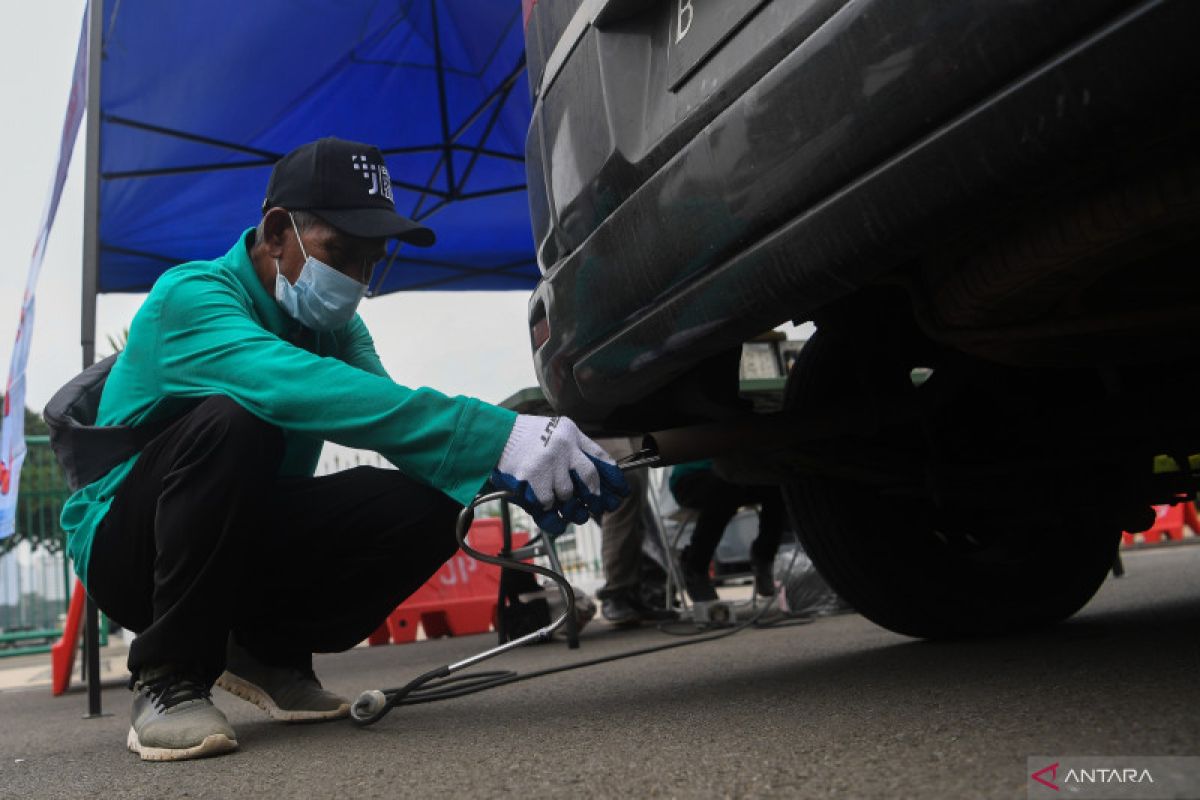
[597,460,650,624]
[671,471,742,602]
[746,485,787,596]
[593,438,675,625]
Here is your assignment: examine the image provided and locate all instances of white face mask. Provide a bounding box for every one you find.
[274,213,368,331]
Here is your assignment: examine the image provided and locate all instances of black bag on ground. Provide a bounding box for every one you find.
[42,355,174,492]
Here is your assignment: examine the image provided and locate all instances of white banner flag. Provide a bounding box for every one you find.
[0,12,89,538]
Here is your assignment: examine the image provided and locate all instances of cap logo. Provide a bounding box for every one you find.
[351,154,393,203]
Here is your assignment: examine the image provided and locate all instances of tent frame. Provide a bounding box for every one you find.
[94,0,531,295]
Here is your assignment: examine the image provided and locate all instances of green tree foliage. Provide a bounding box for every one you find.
[104,327,129,358]
[22,405,48,436]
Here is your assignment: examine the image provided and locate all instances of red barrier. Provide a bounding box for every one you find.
[1122,502,1199,547]
[50,579,86,696]
[368,518,529,645]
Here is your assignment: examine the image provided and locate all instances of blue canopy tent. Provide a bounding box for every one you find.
[71,0,536,715]
[82,0,536,360]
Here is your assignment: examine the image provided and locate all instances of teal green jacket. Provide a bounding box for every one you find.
[61,230,516,585]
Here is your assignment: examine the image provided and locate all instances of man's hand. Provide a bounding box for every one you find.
[491,415,630,534]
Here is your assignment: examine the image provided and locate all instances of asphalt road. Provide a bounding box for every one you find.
[1,544,1197,799]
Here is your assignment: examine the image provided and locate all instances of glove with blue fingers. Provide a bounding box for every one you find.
[491,415,630,535]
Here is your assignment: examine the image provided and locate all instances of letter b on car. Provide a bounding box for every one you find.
[676,0,694,44]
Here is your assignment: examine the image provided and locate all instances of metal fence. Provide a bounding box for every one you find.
[548,522,605,593]
[0,435,75,656]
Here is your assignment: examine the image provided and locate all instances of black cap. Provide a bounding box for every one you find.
[263,137,435,247]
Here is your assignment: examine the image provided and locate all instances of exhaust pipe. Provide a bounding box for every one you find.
[639,403,887,467]
[629,396,918,486]
[641,413,799,467]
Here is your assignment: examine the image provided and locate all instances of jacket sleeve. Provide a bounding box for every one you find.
[152,272,514,505]
[340,315,390,379]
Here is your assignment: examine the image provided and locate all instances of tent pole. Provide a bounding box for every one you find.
[80,0,107,720]
[429,0,456,193]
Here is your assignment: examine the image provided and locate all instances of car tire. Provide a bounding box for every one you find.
[780,327,1120,639]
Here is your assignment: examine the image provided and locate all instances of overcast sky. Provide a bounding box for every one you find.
[0,1,539,418]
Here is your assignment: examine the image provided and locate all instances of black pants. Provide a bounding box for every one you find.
[672,471,785,572]
[87,396,461,684]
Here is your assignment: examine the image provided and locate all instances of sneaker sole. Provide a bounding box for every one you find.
[215,672,349,722]
[126,727,237,762]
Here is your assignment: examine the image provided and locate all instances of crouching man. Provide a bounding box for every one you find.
[59,138,626,761]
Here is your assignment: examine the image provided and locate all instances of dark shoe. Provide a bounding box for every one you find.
[601,595,642,627]
[631,589,680,622]
[602,589,679,627]
[680,560,718,603]
[127,666,237,762]
[753,555,777,597]
[216,640,349,722]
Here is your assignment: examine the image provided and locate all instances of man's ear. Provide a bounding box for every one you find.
[260,207,293,259]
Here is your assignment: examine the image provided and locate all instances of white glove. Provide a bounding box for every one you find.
[491,415,629,534]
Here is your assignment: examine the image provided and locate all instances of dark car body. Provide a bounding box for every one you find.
[521,0,1200,639]
[522,0,1199,427]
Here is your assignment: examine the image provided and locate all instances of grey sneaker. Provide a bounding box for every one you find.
[216,640,349,722]
[127,667,238,762]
